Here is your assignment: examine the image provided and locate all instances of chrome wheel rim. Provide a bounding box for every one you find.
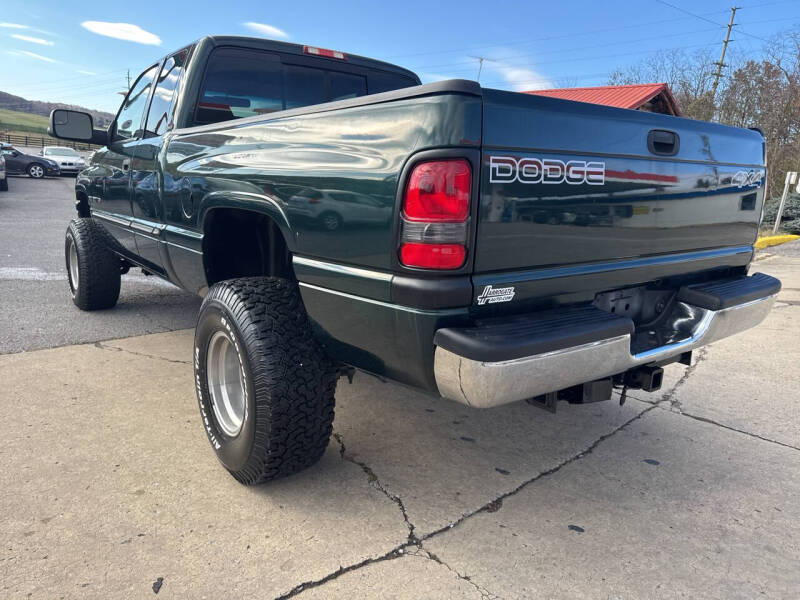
[30,165,43,178]
[67,237,79,292]
[206,330,245,437]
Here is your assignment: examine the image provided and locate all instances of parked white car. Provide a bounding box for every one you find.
[287,188,392,230]
[41,146,86,176]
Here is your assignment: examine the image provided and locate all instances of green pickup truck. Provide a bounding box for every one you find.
[51,35,780,485]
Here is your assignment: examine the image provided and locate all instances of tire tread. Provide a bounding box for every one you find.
[66,218,121,310]
[198,277,337,484]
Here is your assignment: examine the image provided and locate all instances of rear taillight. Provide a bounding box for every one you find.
[399,159,471,270]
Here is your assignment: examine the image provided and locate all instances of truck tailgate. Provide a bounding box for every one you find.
[476,89,766,277]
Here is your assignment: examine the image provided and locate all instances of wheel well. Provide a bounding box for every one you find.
[76,190,90,217]
[202,209,293,285]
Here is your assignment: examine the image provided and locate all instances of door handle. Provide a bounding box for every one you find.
[122,159,130,172]
[647,129,679,156]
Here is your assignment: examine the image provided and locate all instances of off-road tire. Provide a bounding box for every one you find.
[194,277,338,484]
[65,218,121,310]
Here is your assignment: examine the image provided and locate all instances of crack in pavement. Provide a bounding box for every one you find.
[774,299,800,308]
[667,409,800,452]
[332,432,417,544]
[419,547,500,599]
[273,543,415,600]
[274,341,791,599]
[93,341,192,365]
[277,402,664,599]
[663,346,709,413]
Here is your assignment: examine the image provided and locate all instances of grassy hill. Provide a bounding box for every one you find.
[0,107,50,134]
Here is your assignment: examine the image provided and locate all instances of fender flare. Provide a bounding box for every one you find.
[198,190,296,252]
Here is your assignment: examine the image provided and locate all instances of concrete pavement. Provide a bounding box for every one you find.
[1,248,799,598]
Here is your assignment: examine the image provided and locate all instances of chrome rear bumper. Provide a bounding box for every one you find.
[434,294,777,408]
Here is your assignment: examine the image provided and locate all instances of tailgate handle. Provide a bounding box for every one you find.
[647,129,679,156]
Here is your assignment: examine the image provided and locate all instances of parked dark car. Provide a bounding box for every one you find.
[0,153,7,191]
[0,144,60,178]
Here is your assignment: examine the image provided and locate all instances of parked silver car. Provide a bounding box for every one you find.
[41,146,86,176]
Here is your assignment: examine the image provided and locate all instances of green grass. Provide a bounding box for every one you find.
[0,107,50,134]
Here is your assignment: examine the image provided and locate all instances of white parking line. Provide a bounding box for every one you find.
[0,266,174,286]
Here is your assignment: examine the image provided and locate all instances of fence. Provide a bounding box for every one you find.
[1,132,99,151]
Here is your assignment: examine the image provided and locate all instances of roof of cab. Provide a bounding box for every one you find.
[197,35,420,83]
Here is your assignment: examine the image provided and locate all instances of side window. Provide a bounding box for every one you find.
[330,71,366,101]
[284,65,326,109]
[115,65,158,141]
[145,49,189,137]
[196,48,283,125]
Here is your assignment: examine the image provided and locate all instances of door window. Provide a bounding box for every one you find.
[114,65,158,141]
[145,48,190,137]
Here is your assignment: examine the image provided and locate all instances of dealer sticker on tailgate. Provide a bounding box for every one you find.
[477,285,516,305]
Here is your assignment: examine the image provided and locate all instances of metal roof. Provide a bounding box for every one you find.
[524,83,680,116]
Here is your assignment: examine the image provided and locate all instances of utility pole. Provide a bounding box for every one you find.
[711,6,738,102]
[126,69,131,90]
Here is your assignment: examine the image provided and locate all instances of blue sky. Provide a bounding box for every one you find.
[1,0,797,114]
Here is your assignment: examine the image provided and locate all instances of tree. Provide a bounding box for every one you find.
[607,48,719,120]
[608,32,800,200]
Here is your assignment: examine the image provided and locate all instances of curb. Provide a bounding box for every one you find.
[755,234,800,250]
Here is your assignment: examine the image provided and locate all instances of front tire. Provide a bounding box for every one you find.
[65,218,121,310]
[194,277,337,484]
[28,164,45,178]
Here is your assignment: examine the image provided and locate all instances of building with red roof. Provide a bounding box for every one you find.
[525,83,681,116]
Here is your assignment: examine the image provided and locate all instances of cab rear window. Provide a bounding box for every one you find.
[193,46,416,126]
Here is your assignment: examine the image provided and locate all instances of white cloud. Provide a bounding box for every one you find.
[11,33,54,46]
[489,63,554,91]
[0,22,28,29]
[242,22,289,39]
[11,49,58,63]
[77,69,97,76]
[81,21,161,46]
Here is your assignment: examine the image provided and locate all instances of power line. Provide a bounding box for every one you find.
[417,41,722,80]
[655,0,770,42]
[383,9,736,61]
[410,26,724,73]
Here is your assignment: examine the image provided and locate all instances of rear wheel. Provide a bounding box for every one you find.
[28,164,45,178]
[194,277,337,484]
[65,218,121,310]
[320,211,342,231]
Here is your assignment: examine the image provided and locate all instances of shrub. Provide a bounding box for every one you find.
[762,195,800,234]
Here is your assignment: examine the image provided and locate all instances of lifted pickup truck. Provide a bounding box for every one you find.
[51,35,780,485]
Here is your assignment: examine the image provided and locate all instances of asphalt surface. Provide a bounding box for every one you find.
[1,171,799,598]
[0,171,200,353]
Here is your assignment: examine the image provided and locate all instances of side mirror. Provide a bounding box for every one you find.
[49,109,109,146]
